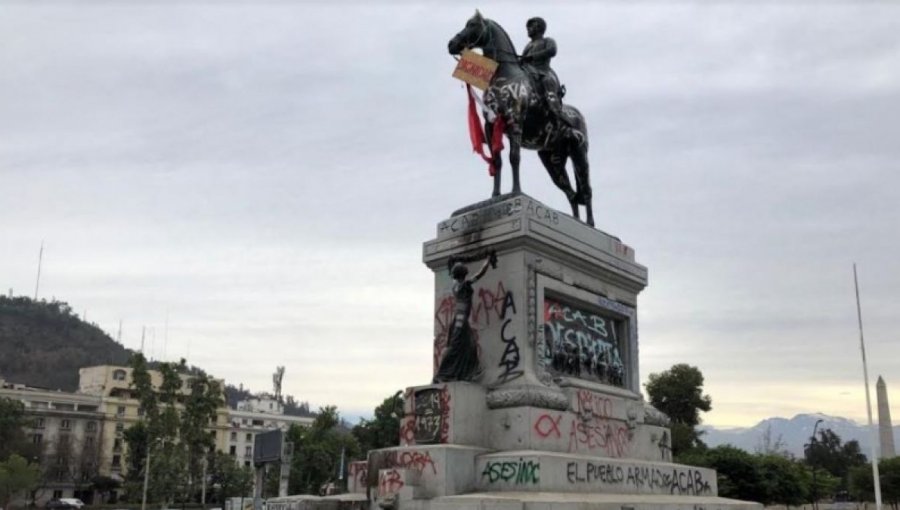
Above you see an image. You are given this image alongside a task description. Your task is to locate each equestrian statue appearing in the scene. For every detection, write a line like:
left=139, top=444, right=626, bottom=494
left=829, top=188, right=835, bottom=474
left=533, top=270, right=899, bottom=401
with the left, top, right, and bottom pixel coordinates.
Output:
left=449, top=11, right=594, bottom=227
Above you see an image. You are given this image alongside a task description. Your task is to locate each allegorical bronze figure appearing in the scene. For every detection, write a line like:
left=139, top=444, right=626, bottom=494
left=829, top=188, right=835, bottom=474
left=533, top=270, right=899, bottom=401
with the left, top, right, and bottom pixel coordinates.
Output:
left=448, top=12, right=594, bottom=226
left=433, top=249, right=498, bottom=383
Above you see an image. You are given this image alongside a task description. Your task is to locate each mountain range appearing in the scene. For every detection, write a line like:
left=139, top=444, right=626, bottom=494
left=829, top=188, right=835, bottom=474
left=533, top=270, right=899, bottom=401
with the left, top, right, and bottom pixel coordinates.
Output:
left=702, top=412, right=897, bottom=457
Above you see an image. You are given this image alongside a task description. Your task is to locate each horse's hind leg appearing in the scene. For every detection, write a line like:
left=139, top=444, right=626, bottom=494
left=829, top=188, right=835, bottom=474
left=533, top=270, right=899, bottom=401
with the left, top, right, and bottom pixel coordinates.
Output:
left=569, top=141, right=593, bottom=227
left=538, top=149, right=579, bottom=220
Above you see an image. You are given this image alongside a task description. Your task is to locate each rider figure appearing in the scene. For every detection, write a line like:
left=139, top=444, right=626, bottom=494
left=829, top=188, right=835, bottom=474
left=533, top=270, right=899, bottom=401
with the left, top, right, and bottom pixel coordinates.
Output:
left=520, top=17, right=575, bottom=129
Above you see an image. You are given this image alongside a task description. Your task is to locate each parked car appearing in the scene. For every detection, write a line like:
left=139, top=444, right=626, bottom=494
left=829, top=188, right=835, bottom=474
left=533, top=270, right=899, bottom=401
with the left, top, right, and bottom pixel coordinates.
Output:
left=46, top=499, right=84, bottom=510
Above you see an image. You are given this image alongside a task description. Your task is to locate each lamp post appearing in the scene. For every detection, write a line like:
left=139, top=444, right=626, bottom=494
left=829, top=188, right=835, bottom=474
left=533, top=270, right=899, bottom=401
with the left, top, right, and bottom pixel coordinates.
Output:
left=141, top=438, right=163, bottom=510
left=809, top=419, right=824, bottom=510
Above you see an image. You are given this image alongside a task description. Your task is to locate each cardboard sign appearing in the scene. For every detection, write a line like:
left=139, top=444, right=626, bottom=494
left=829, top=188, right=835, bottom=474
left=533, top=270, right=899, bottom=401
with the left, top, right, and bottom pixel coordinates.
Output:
left=452, top=49, right=498, bottom=90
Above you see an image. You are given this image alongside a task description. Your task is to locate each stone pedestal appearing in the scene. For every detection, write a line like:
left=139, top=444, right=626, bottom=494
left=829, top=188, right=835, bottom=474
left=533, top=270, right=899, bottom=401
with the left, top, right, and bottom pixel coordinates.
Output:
left=352, top=194, right=760, bottom=509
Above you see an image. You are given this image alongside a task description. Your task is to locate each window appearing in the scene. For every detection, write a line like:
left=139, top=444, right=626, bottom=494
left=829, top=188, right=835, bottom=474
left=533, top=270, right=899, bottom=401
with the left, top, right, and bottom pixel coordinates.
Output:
left=252, top=419, right=263, bottom=426
left=53, top=490, right=62, bottom=499
left=244, top=461, right=250, bottom=467
left=86, top=421, right=97, bottom=432
left=113, top=369, right=127, bottom=381
left=113, top=439, right=122, bottom=451
left=85, top=436, right=95, bottom=447
left=58, top=434, right=70, bottom=445
left=229, top=446, right=236, bottom=456
left=115, top=423, right=124, bottom=435
left=230, top=432, right=237, bottom=441
left=33, top=433, right=43, bottom=444
left=246, top=433, right=252, bottom=442
left=112, top=455, right=121, bottom=467
left=117, top=406, right=126, bottom=417
left=245, top=446, right=252, bottom=457
left=60, top=419, right=71, bottom=430
left=137, top=407, right=145, bottom=417
left=34, top=418, right=45, bottom=429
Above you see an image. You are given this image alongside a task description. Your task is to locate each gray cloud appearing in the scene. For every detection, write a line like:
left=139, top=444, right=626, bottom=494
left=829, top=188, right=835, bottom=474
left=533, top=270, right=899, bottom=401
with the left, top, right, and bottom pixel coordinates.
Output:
left=2, top=1, right=898, bottom=426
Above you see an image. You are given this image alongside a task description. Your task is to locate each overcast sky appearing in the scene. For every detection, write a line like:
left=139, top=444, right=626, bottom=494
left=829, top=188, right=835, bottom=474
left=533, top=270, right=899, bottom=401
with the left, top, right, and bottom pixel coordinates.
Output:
left=2, top=1, right=898, bottom=429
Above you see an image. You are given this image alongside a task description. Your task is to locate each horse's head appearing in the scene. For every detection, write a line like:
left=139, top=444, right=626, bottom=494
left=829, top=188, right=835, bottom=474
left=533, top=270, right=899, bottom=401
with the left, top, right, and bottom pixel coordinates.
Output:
left=448, top=10, right=489, bottom=55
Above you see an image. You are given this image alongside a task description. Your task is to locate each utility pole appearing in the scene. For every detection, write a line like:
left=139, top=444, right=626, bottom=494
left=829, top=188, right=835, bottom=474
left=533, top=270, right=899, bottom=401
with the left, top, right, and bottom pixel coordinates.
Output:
left=142, top=444, right=152, bottom=510
left=201, top=455, right=208, bottom=509
left=34, top=241, right=44, bottom=300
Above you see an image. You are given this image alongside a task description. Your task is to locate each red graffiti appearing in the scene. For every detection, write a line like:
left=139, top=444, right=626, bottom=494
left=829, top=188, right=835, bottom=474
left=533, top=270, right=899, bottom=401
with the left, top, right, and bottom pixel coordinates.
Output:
left=399, top=416, right=416, bottom=445
left=433, top=293, right=484, bottom=373
left=534, top=413, right=631, bottom=457
left=544, top=300, right=565, bottom=321
left=568, top=417, right=630, bottom=457
left=378, top=469, right=404, bottom=496
left=433, top=295, right=455, bottom=371
left=380, top=450, right=438, bottom=475
left=576, top=389, right=613, bottom=418
left=471, top=281, right=508, bottom=325
left=348, top=461, right=368, bottom=489
left=534, top=414, right=563, bottom=438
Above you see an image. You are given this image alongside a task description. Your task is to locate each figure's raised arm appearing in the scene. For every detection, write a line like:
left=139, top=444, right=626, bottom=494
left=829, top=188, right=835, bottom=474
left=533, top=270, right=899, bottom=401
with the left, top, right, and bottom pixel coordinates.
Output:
left=469, top=250, right=498, bottom=283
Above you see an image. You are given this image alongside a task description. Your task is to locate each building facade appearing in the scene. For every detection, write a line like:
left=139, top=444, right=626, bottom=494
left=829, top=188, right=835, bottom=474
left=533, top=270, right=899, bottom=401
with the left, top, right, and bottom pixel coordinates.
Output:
left=3, top=366, right=313, bottom=504
left=77, top=365, right=231, bottom=477
left=0, top=378, right=105, bottom=504
left=226, top=396, right=314, bottom=467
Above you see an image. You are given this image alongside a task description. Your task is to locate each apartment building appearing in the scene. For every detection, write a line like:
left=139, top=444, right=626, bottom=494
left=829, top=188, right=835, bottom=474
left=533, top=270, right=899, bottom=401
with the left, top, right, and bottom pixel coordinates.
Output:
left=0, top=378, right=105, bottom=504
left=2, top=366, right=313, bottom=503
left=77, top=365, right=231, bottom=476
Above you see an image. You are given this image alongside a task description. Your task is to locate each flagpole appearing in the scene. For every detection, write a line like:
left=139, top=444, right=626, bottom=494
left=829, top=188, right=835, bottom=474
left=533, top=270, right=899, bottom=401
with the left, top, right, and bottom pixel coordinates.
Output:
left=854, top=263, right=882, bottom=509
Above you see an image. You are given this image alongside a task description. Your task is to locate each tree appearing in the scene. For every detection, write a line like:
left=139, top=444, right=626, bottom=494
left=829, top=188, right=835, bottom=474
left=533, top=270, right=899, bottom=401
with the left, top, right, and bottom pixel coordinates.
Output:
left=208, top=452, right=253, bottom=503
left=0, top=454, right=41, bottom=509
left=352, top=391, right=403, bottom=456
left=757, top=454, right=809, bottom=506
left=0, top=398, right=32, bottom=461
left=851, top=458, right=900, bottom=508
left=287, top=407, right=361, bottom=495
left=804, top=428, right=867, bottom=493
left=123, top=353, right=223, bottom=506
left=697, top=446, right=764, bottom=502
left=645, top=364, right=712, bottom=457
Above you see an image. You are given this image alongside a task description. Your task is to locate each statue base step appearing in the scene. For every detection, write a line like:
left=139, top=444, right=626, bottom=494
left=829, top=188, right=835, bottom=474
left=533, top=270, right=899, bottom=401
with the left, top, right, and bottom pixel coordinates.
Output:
left=427, top=492, right=762, bottom=510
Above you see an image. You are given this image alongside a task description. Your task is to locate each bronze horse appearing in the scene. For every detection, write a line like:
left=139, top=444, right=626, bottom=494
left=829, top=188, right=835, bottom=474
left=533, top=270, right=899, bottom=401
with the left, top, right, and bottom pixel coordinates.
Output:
left=449, top=11, right=594, bottom=226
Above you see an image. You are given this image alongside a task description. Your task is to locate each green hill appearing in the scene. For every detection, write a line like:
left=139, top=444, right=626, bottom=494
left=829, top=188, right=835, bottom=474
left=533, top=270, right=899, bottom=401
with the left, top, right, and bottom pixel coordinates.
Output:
left=0, top=295, right=315, bottom=416
left=0, top=295, right=132, bottom=390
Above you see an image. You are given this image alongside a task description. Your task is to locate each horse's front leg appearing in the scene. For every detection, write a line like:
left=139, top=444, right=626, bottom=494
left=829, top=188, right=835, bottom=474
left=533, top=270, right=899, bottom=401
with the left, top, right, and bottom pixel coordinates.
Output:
left=506, top=120, right=522, bottom=195
left=509, top=140, right=521, bottom=195
left=485, top=120, right=502, bottom=197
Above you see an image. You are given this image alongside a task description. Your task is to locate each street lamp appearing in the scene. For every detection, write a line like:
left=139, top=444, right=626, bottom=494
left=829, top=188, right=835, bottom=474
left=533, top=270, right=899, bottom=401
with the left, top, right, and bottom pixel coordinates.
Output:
left=809, top=419, right=824, bottom=510
left=141, top=438, right=164, bottom=510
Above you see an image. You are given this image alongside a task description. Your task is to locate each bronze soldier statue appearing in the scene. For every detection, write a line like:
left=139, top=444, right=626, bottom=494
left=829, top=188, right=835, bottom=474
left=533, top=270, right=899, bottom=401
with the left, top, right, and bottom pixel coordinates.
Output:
left=520, top=17, right=574, bottom=129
